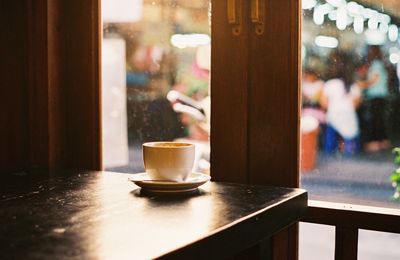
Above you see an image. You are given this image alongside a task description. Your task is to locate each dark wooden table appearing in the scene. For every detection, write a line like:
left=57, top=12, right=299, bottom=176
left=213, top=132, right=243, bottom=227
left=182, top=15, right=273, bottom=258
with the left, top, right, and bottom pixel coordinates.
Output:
left=0, top=171, right=307, bottom=259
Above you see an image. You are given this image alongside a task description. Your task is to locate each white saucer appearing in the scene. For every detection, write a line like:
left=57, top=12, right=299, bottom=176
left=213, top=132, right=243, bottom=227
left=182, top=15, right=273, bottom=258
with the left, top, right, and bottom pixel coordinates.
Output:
left=129, top=172, right=211, bottom=194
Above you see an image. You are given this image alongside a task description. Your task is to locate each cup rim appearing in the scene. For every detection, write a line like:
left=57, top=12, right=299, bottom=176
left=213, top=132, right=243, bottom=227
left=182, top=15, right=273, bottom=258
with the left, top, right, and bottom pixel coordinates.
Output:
left=143, top=141, right=194, bottom=148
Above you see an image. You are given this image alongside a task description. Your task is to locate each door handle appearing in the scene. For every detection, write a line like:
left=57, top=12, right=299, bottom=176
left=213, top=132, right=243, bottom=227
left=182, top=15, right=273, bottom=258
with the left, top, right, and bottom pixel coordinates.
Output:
left=251, top=0, right=265, bottom=35
left=227, top=0, right=241, bottom=35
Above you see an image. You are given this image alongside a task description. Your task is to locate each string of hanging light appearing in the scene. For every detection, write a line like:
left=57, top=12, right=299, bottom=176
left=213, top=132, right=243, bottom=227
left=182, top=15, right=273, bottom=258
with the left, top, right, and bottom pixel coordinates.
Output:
left=302, top=0, right=399, bottom=42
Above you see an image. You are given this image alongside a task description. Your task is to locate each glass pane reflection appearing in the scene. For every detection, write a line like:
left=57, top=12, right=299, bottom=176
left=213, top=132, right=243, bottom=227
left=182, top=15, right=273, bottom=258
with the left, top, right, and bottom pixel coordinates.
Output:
left=299, top=223, right=335, bottom=260
left=101, top=0, right=211, bottom=174
left=358, top=229, right=400, bottom=259
left=300, top=0, right=400, bottom=209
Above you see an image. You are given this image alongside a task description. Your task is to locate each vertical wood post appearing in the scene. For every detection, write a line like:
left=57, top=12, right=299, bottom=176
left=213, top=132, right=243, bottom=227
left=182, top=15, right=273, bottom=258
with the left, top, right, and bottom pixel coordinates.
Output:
left=0, top=1, right=29, bottom=172
left=248, top=0, right=301, bottom=259
left=335, top=227, right=359, bottom=260
left=211, top=0, right=249, bottom=183
left=212, top=0, right=301, bottom=259
left=1, top=0, right=102, bottom=172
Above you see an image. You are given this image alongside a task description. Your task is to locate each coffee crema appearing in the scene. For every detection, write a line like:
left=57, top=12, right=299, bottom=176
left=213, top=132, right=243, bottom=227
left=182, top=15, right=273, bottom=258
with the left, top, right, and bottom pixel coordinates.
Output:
left=144, top=142, right=192, bottom=148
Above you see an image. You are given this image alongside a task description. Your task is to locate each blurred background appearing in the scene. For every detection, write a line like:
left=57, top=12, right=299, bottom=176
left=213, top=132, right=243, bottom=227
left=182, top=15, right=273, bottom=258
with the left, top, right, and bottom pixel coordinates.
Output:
left=102, top=0, right=211, bottom=173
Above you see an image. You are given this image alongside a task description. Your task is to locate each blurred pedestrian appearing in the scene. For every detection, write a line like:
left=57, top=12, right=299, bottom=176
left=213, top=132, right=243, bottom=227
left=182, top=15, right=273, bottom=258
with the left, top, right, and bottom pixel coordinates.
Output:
left=359, top=46, right=390, bottom=152
left=320, top=52, right=362, bottom=156
left=353, top=59, right=370, bottom=149
left=302, top=68, right=325, bottom=123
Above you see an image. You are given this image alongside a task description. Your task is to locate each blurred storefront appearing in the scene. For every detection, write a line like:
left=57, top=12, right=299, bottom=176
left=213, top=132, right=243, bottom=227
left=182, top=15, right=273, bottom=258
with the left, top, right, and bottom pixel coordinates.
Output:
left=102, top=0, right=210, bottom=169
left=301, top=0, right=400, bottom=170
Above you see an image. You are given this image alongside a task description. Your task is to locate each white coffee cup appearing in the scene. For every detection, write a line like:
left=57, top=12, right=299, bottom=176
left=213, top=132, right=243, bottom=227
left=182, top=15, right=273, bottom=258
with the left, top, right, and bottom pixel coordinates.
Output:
left=143, top=142, right=195, bottom=182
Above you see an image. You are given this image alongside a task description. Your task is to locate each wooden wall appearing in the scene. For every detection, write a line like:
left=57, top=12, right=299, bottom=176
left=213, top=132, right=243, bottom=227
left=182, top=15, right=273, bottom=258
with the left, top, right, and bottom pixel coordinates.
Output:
left=211, top=0, right=300, bottom=187
left=0, top=1, right=29, bottom=172
left=211, top=1, right=301, bottom=259
left=0, top=0, right=101, bottom=173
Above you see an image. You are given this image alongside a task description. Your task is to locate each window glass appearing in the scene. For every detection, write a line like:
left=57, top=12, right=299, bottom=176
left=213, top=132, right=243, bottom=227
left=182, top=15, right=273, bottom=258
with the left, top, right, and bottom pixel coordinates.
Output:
left=101, top=0, right=211, bottom=174
left=299, top=223, right=335, bottom=260
left=358, top=229, right=400, bottom=259
left=300, top=0, right=400, bottom=209
left=300, top=2, right=400, bottom=258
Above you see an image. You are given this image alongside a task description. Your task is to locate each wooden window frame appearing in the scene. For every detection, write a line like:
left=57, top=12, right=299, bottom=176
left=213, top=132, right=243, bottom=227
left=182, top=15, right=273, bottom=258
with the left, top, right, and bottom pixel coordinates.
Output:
left=212, top=1, right=301, bottom=258
left=2, top=0, right=399, bottom=259
left=0, top=0, right=102, bottom=172
left=212, top=1, right=400, bottom=259
left=304, top=200, right=400, bottom=259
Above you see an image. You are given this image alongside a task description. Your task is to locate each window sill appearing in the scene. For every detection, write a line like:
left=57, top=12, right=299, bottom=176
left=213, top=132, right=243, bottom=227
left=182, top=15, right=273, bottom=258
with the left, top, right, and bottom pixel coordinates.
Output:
left=302, top=200, right=400, bottom=233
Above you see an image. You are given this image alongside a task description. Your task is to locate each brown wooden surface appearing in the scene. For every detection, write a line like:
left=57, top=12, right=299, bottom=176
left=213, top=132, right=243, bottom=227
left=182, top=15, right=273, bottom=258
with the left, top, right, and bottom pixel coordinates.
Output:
left=247, top=0, right=300, bottom=188
left=303, top=200, right=400, bottom=233
left=59, top=0, right=102, bottom=170
left=30, top=0, right=101, bottom=169
left=335, top=227, right=358, bottom=260
left=211, top=0, right=249, bottom=183
left=46, top=0, right=66, bottom=169
left=272, top=229, right=289, bottom=260
left=27, top=0, right=48, bottom=169
left=212, top=0, right=301, bottom=259
left=1, top=0, right=101, bottom=172
left=0, top=1, right=29, bottom=173
left=269, top=224, right=299, bottom=260
left=29, top=0, right=102, bottom=170
left=211, top=0, right=301, bottom=185
left=288, top=224, right=299, bottom=260
left=0, top=171, right=307, bottom=259
left=247, top=1, right=301, bottom=259
left=237, top=237, right=273, bottom=260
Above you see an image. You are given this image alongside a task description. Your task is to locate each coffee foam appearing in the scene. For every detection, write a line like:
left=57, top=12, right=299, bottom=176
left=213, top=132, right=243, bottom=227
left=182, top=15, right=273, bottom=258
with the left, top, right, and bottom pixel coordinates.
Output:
left=145, top=142, right=192, bottom=148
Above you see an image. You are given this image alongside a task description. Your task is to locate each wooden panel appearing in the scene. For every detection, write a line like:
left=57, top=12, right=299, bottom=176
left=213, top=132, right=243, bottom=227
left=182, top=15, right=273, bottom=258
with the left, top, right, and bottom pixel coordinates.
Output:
left=58, top=0, right=102, bottom=170
left=287, top=224, right=299, bottom=260
left=247, top=0, right=300, bottom=188
left=236, top=237, right=272, bottom=260
left=272, top=228, right=289, bottom=260
left=1, top=0, right=102, bottom=172
left=27, top=0, right=51, bottom=170
left=0, top=1, right=29, bottom=173
left=26, top=0, right=101, bottom=171
left=335, top=227, right=358, bottom=260
left=246, top=0, right=301, bottom=259
left=47, top=0, right=67, bottom=169
left=303, top=200, right=400, bottom=233
left=211, top=0, right=249, bottom=183
left=271, top=224, right=299, bottom=260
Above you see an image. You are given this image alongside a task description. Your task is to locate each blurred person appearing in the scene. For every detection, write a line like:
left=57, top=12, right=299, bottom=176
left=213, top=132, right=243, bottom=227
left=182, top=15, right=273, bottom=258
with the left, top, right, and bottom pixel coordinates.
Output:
left=320, top=53, right=362, bottom=156
left=397, top=61, right=400, bottom=92
left=302, top=68, right=323, bottom=106
left=168, top=44, right=211, bottom=142
left=302, top=68, right=325, bottom=123
left=358, top=46, right=390, bottom=152
left=353, top=59, right=370, bottom=148
left=385, top=62, right=400, bottom=140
